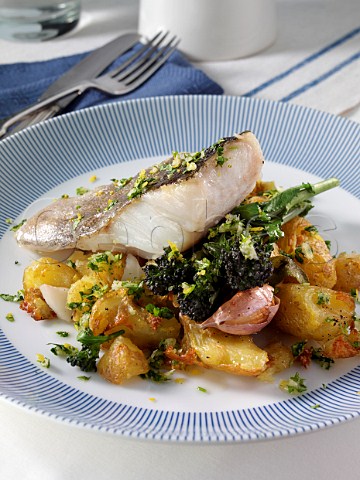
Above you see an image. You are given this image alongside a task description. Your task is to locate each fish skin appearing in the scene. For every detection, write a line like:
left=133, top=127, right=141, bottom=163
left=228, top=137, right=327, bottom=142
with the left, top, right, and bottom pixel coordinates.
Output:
left=16, top=180, right=133, bottom=253
left=16, top=131, right=264, bottom=258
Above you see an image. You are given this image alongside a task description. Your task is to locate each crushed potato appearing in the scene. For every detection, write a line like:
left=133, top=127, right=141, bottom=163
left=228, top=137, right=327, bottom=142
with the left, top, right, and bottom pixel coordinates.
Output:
left=15, top=191, right=359, bottom=388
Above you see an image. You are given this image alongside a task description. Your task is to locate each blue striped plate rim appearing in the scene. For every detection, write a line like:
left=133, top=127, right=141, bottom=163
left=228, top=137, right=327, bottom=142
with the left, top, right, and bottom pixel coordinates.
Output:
left=0, top=95, right=359, bottom=442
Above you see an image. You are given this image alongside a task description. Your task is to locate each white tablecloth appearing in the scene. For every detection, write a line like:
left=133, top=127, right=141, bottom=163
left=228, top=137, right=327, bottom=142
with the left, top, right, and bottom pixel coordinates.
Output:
left=1, top=1, right=359, bottom=479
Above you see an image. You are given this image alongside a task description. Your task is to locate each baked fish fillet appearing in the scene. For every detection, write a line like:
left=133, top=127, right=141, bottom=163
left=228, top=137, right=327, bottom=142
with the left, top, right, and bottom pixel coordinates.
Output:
left=16, top=131, right=264, bottom=259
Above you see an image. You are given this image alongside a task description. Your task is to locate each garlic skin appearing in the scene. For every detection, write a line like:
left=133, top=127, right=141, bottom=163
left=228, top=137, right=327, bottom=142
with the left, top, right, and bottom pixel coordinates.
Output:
left=200, top=284, right=280, bottom=335
left=39, top=285, right=72, bottom=322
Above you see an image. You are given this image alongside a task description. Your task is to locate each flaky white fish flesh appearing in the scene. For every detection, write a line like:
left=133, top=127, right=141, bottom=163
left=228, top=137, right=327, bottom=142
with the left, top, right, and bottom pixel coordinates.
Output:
left=16, top=131, right=264, bottom=259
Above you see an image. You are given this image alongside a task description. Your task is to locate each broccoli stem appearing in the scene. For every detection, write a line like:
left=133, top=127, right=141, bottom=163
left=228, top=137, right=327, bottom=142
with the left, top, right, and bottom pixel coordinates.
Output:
left=64, top=328, right=125, bottom=373
left=279, top=177, right=340, bottom=224
left=234, top=177, right=339, bottom=224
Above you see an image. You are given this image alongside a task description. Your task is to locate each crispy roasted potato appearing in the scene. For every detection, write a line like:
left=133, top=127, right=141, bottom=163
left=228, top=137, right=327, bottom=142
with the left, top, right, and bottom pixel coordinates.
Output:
left=21, top=257, right=79, bottom=320
left=66, top=250, right=91, bottom=277
left=181, top=316, right=268, bottom=376
left=89, top=289, right=123, bottom=335
left=274, top=284, right=355, bottom=341
left=67, top=250, right=126, bottom=286
left=20, top=288, right=56, bottom=320
left=257, top=342, right=293, bottom=382
left=67, top=275, right=107, bottom=319
left=97, top=336, right=149, bottom=384
left=277, top=216, right=337, bottom=288
left=334, top=252, right=360, bottom=293
left=90, top=288, right=181, bottom=349
left=320, top=332, right=360, bottom=359
left=23, top=257, right=79, bottom=290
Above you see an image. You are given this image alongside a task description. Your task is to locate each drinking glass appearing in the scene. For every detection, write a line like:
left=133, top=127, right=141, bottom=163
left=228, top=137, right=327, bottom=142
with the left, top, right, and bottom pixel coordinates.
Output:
left=0, top=0, right=81, bottom=41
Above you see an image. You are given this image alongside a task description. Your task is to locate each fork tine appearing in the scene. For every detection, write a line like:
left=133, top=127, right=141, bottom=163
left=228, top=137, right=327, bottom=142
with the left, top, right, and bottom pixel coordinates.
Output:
left=105, top=31, right=166, bottom=80
left=121, top=36, right=180, bottom=89
left=112, top=31, right=170, bottom=82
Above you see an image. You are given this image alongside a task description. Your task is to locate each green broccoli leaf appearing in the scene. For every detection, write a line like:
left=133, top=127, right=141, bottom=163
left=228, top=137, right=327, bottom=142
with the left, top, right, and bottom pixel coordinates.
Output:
left=51, top=328, right=125, bottom=373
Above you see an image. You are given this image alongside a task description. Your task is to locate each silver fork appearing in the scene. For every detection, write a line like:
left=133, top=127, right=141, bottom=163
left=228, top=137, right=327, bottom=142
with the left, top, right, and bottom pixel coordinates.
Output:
left=0, top=31, right=179, bottom=139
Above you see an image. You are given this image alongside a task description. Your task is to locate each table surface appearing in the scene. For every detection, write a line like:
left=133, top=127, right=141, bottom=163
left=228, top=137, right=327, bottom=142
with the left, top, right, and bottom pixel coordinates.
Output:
left=1, top=1, right=359, bottom=479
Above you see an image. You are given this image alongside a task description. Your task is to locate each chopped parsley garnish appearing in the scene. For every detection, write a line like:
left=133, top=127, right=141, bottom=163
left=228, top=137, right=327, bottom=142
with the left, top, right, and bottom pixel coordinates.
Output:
left=317, top=292, right=330, bottom=305
left=324, top=316, right=350, bottom=335
left=304, top=225, right=318, bottom=233
left=87, top=251, right=122, bottom=272
left=294, top=246, right=305, bottom=263
left=311, top=348, right=334, bottom=370
left=127, top=170, right=156, bottom=199
left=145, top=304, right=174, bottom=319
left=291, top=340, right=307, bottom=357
left=77, top=375, right=91, bottom=381
left=353, top=314, right=360, bottom=332
left=324, top=317, right=338, bottom=326
left=56, top=331, right=69, bottom=338
left=49, top=343, right=78, bottom=357
left=72, top=212, right=83, bottom=229
left=104, top=199, right=118, bottom=211
left=10, top=219, right=26, bottom=232
left=279, top=372, right=307, bottom=394
left=214, top=142, right=228, bottom=167
left=76, top=186, right=89, bottom=196
left=113, top=280, right=144, bottom=299
left=171, top=150, right=205, bottom=174
left=140, top=339, right=176, bottom=383
left=111, top=177, right=133, bottom=189
left=350, top=289, right=359, bottom=303
left=0, top=290, right=24, bottom=302
left=197, top=386, right=208, bottom=393
left=292, top=341, right=334, bottom=370
left=67, top=284, right=108, bottom=311
left=36, top=354, right=50, bottom=368
left=5, top=313, right=15, bottom=322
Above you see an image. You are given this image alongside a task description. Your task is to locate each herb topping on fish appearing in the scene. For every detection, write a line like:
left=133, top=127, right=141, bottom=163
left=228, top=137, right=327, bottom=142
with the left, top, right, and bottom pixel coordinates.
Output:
left=16, top=131, right=264, bottom=258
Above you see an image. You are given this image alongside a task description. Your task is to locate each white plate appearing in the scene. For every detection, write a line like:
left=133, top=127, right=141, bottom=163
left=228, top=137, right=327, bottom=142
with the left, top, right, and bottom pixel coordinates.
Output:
left=0, top=95, right=359, bottom=442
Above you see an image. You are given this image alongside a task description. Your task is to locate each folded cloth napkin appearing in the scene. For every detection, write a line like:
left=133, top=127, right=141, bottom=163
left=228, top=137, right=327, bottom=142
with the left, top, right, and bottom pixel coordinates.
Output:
left=195, top=0, right=360, bottom=118
left=0, top=46, right=223, bottom=121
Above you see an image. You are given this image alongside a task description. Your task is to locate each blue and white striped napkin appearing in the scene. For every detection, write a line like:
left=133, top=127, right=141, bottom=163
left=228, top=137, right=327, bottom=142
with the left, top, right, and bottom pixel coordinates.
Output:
left=0, top=48, right=223, bottom=121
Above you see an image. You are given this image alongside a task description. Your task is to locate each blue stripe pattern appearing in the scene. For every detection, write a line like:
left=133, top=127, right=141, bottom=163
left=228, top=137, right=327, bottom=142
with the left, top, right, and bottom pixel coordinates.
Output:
left=0, top=95, right=359, bottom=442
left=244, top=26, right=360, bottom=99
left=281, top=51, right=360, bottom=102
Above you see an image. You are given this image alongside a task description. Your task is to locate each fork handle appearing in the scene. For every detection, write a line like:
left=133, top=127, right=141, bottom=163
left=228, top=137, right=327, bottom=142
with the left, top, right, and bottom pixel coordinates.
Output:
left=0, top=85, right=85, bottom=139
